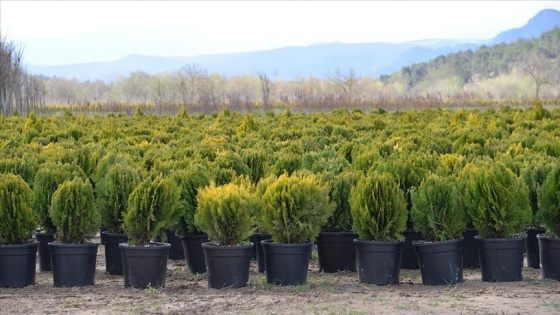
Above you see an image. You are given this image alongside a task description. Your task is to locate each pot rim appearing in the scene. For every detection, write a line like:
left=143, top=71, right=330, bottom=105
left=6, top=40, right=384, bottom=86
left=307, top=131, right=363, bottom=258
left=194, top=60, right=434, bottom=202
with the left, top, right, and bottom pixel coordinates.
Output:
left=119, top=242, right=171, bottom=248
left=201, top=242, right=253, bottom=248
left=353, top=238, right=404, bottom=245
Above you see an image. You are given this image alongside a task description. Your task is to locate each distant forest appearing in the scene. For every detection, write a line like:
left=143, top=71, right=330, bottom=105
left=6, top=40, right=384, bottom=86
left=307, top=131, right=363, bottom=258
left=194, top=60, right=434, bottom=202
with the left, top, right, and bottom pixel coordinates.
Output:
left=1, top=28, right=559, bottom=116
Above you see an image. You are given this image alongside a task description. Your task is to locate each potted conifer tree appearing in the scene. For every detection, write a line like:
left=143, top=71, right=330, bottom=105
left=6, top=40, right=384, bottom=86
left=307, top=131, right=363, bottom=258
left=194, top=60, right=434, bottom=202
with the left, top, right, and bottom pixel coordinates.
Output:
left=316, top=171, right=359, bottom=273
left=536, top=163, right=560, bottom=280
left=520, top=157, right=552, bottom=269
left=459, top=159, right=532, bottom=282
left=48, top=177, right=101, bottom=287
left=0, top=173, right=38, bottom=288
left=120, top=175, right=180, bottom=288
left=350, top=172, right=408, bottom=285
left=171, top=165, right=211, bottom=274
left=33, top=162, right=87, bottom=271
left=411, top=174, right=466, bottom=285
left=97, top=163, right=141, bottom=275
left=260, top=173, right=334, bottom=285
left=194, top=182, right=257, bottom=288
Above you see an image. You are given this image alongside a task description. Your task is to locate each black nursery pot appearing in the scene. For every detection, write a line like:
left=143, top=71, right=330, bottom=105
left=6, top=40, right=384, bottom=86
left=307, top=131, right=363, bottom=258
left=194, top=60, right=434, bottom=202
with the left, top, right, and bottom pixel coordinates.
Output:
left=262, top=241, right=312, bottom=286
left=120, top=242, right=171, bottom=289
left=180, top=234, right=208, bottom=274
left=526, top=226, right=546, bottom=269
left=252, top=233, right=272, bottom=273
left=202, top=242, right=253, bottom=289
left=164, top=229, right=185, bottom=260
left=414, top=238, right=464, bottom=285
left=475, top=236, right=526, bottom=282
left=462, top=228, right=480, bottom=269
left=401, top=229, right=422, bottom=269
left=35, top=232, right=55, bottom=271
left=0, top=242, right=38, bottom=288
left=101, top=231, right=128, bottom=275
left=354, top=239, right=403, bottom=285
left=49, top=242, right=99, bottom=287
left=317, top=232, right=358, bottom=273
left=537, top=234, right=560, bottom=280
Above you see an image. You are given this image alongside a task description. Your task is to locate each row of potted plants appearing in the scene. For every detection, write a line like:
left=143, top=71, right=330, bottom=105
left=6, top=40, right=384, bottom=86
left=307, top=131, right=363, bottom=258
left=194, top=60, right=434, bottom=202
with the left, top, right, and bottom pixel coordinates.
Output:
left=1, top=155, right=559, bottom=288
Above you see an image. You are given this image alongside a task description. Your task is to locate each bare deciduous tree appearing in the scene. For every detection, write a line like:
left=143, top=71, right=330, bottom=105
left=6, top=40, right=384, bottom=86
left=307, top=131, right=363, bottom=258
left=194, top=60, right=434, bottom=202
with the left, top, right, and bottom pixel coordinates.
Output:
left=328, top=67, right=362, bottom=103
left=177, top=63, right=207, bottom=111
left=1, top=34, right=23, bottom=116
left=258, top=71, right=274, bottom=112
left=523, top=53, right=554, bottom=99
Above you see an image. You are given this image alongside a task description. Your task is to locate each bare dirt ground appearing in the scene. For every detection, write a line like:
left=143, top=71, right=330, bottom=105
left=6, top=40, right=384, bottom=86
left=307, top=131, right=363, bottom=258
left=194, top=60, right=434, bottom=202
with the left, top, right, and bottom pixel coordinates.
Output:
left=1, top=236, right=560, bottom=315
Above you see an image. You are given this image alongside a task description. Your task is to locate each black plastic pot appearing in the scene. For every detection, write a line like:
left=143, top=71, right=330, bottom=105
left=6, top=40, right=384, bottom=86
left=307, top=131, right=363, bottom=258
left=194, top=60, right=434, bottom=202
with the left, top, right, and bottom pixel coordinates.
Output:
left=401, top=229, right=422, bottom=269
left=537, top=234, right=560, bottom=280
left=475, top=236, right=526, bottom=282
left=0, top=242, right=38, bottom=288
left=49, top=242, right=99, bottom=287
left=462, top=228, right=480, bottom=269
left=120, top=242, right=171, bottom=288
left=252, top=233, right=272, bottom=273
left=317, top=232, right=358, bottom=273
left=414, top=238, right=464, bottom=285
left=35, top=232, right=54, bottom=271
left=354, top=239, right=403, bottom=285
left=164, top=229, right=185, bottom=260
left=526, top=226, right=546, bottom=269
left=180, top=234, right=208, bottom=274
left=100, top=231, right=128, bottom=275
left=262, top=241, right=312, bottom=286
left=202, top=242, right=253, bottom=289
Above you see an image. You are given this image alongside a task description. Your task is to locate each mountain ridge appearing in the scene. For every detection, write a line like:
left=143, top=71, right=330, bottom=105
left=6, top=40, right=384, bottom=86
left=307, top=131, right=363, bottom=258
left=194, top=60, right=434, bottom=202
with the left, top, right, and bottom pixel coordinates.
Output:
left=26, top=9, right=560, bottom=82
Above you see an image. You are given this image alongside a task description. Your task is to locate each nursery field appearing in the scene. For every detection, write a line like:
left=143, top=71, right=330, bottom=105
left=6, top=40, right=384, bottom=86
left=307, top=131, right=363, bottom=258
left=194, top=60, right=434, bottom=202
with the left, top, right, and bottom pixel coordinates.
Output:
left=1, top=238, right=560, bottom=315
left=1, top=105, right=560, bottom=314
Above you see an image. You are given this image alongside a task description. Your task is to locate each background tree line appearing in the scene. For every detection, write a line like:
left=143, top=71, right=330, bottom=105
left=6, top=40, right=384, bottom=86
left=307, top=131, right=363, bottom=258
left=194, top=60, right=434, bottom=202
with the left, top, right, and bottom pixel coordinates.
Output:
left=1, top=34, right=46, bottom=116
left=1, top=28, right=559, bottom=117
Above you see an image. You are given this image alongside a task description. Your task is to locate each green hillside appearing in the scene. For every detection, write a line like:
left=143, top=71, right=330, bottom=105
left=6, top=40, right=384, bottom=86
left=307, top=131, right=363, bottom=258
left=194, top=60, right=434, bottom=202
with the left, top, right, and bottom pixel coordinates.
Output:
left=387, top=28, right=560, bottom=98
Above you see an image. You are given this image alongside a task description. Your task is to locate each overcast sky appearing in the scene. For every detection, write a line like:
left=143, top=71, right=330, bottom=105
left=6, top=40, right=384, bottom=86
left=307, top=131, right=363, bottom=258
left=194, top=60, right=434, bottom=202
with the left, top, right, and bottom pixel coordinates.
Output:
left=2, top=1, right=559, bottom=65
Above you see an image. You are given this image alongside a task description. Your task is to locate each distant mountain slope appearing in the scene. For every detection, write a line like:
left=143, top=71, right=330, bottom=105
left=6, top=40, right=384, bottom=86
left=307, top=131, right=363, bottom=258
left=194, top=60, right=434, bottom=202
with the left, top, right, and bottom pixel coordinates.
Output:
left=25, top=9, right=560, bottom=82
left=388, top=27, right=560, bottom=88
left=492, top=9, right=560, bottom=44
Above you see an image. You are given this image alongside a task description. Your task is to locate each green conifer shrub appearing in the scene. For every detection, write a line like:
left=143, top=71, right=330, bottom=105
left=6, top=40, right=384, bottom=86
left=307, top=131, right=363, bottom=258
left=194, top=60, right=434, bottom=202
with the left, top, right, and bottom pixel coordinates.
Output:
left=33, top=163, right=87, bottom=233
left=320, top=171, right=359, bottom=232
left=350, top=172, right=408, bottom=241
left=170, top=165, right=211, bottom=236
left=97, top=164, right=142, bottom=234
left=260, top=173, right=334, bottom=243
left=194, top=182, right=257, bottom=246
left=123, top=176, right=180, bottom=245
left=50, top=177, right=100, bottom=244
left=411, top=174, right=466, bottom=241
left=459, top=159, right=532, bottom=238
left=537, top=164, right=560, bottom=237
left=0, top=173, right=36, bottom=244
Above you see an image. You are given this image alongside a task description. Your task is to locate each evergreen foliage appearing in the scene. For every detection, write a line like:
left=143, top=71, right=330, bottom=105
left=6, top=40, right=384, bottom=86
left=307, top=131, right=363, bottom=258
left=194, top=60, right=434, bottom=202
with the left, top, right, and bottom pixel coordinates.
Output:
left=320, top=171, right=358, bottom=232
left=170, top=165, right=211, bottom=236
left=123, top=176, right=180, bottom=245
left=0, top=173, right=36, bottom=244
left=459, top=159, right=532, bottom=238
left=33, top=162, right=87, bottom=233
left=97, top=163, right=142, bottom=234
left=50, top=177, right=99, bottom=244
left=194, top=182, right=257, bottom=245
left=537, top=164, right=560, bottom=237
left=350, top=172, right=408, bottom=241
left=260, top=173, right=334, bottom=243
left=411, top=174, right=466, bottom=241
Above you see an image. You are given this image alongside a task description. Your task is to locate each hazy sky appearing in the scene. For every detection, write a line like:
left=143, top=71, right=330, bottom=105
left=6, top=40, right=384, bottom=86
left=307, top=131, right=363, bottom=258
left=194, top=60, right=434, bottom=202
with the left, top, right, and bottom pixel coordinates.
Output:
left=2, top=1, right=560, bottom=65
